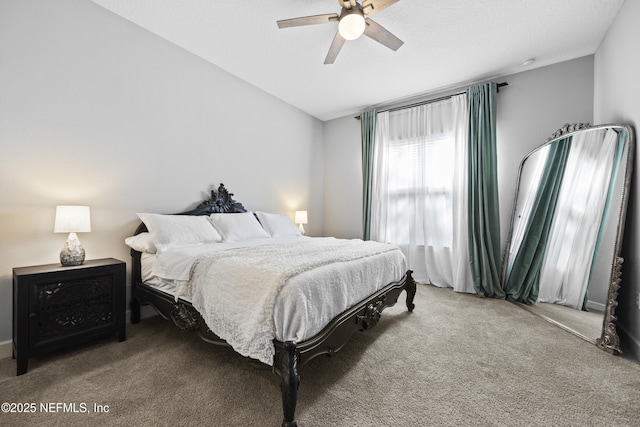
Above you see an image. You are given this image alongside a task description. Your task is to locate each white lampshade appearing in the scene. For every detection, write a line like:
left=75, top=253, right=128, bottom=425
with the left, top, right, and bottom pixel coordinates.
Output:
left=54, top=205, right=91, bottom=233
left=54, top=205, right=91, bottom=266
left=338, top=12, right=366, bottom=40
left=294, top=210, right=308, bottom=225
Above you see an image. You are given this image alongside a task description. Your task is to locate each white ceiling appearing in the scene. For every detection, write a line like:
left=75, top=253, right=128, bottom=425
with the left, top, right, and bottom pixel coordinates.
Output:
left=90, top=0, right=624, bottom=121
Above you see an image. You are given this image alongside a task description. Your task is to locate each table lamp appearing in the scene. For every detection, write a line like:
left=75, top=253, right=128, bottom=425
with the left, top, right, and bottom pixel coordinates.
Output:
left=295, top=210, right=308, bottom=235
left=54, top=205, right=91, bottom=266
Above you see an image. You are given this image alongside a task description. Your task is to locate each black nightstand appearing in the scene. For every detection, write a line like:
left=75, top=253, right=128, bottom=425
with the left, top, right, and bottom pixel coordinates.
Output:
left=12, top=258, right=126, bottom=375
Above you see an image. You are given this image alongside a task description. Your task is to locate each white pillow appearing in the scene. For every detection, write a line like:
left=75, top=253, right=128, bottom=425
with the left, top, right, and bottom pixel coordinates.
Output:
left=208, top=212, right=270, bottom=242
left=137, top=213, right=222, bottom=253
left=124, top=232, right=157, bottom=254
left=255, top=211, right=301, bottom=238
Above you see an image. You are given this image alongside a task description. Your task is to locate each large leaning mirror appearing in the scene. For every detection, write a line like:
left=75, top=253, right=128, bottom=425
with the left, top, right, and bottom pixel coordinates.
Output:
left=501, top=123, right=634, bottom=354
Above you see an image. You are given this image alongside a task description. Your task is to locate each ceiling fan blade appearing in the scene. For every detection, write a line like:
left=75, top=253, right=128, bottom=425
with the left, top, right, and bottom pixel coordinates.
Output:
left=324, top=31, right=346, bottom=64
left=362, top=0, right=400, bottom=16
left=277, top=13, right=338, bottom=29
left=363, top=18, right=403, bottom=51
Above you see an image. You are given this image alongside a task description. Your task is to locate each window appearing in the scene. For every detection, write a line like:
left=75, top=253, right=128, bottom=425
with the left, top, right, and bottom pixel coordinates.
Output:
left=384, top=131, right=455, bottom=246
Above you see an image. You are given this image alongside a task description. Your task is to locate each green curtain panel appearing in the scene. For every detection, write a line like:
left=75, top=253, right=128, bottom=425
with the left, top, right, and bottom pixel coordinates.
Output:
left=361, top=109, right=377, bottom=240
left=504, top=140, right=571, bottom=304
left=467, top=83, right=504, bottom=297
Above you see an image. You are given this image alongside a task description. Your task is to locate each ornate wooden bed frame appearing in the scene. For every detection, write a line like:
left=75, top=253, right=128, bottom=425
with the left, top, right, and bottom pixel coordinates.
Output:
left=129, top=184, right=417, bottom=426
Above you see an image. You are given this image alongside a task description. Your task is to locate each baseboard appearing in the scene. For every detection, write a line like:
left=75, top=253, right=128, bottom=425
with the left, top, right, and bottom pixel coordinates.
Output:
left=0, top=340, right=12, bottom=360
left=586, top=300, right=606, bottom=312
left=618, top=323, right=640, bottom=364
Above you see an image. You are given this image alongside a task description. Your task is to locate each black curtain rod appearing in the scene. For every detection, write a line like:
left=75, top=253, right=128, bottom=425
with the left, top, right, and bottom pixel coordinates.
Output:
left=355, top=82, right=508, bottom=120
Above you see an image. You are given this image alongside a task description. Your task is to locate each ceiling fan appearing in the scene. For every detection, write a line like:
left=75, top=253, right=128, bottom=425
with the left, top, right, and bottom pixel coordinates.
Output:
left=277, top=0, right=403, bottom=64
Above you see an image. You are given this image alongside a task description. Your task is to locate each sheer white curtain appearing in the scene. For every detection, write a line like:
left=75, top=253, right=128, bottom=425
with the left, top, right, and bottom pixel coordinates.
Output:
left=370, top=95, right=473, bottom=292
left=538, top=129, right=619, bottom=308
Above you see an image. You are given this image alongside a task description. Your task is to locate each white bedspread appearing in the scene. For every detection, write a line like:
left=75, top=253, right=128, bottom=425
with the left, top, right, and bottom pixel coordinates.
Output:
left=149, top=237, right=406, bottom=365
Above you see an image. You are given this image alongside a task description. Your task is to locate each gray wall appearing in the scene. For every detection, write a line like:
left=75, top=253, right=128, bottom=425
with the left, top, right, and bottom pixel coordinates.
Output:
left=0, top=0, right=324, bottom=348
left=323, top=115, right=364, bottom=239
left=594, top=0, right=640, bottom=360
left=323, top=56, right=595, bottom=254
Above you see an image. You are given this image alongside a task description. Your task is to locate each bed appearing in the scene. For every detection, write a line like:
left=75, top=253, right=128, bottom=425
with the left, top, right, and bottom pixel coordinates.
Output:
left=127, top=184, right=416, bottom=426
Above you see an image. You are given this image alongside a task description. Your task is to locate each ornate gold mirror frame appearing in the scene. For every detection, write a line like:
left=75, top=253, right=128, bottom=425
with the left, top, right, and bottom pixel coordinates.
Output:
left=501, top=123, right=634, bottom=354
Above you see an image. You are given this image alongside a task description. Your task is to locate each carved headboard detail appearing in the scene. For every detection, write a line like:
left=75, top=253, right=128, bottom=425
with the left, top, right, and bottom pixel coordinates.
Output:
left=193, top=183, right=247, bottom=215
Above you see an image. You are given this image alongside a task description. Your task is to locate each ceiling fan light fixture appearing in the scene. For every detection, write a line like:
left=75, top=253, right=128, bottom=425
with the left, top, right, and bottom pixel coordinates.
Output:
left=277, top=0, right=403, bottom=64
left=338, top=12, right=366, bottom=40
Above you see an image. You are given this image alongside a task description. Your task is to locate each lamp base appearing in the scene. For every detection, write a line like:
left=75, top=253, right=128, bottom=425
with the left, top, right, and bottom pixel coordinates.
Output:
left=298, top=224, right=305, bottom=235
left=60, top=232, right=86, bottom=266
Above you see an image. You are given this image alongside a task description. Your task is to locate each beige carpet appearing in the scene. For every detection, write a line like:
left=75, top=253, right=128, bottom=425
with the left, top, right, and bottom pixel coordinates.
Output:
left=1, top=284, right=639, bottom=426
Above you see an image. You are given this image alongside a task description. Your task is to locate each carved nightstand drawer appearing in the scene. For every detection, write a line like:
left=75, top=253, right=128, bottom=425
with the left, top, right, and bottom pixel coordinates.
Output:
left=13, top=258, right=126, bottom=375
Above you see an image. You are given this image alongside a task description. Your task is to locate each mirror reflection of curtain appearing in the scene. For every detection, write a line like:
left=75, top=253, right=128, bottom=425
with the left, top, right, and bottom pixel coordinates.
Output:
left=506, top=145, right=551, bottom=277
left=504, top=140, right=571, bottom=304
left=537, top=129, right=620, bottom=309
left=589, top=131, right=626, bottom=287
left=370, top=94, right=474, bottom=292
